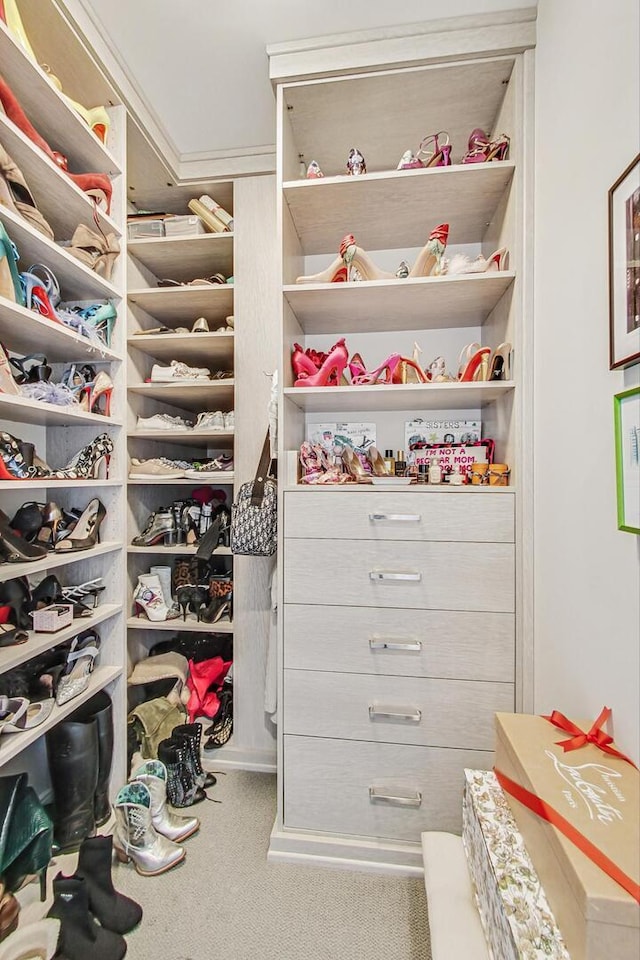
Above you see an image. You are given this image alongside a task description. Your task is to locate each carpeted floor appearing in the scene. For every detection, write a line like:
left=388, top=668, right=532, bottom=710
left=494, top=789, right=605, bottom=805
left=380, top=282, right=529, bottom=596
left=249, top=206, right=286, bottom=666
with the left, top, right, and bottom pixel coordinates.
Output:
left=116, top=771, right=432, bottom=960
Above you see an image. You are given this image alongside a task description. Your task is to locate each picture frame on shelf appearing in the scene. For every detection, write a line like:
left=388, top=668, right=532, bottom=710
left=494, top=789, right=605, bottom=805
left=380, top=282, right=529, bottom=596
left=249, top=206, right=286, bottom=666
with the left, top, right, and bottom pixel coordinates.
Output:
left=608, top=153, right=640, bottom=369
left=613, top=386, right=640, bottom=534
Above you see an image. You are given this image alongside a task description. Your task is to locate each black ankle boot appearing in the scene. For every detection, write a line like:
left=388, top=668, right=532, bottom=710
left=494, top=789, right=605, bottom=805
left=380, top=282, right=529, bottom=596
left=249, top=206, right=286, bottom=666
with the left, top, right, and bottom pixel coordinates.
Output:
left=171, top=723, right=216, bottom=788
left=68, top=692, right=114, bottom=825
left=75, top=835, right=142, bottom=934
left=47, top=874, right=127, bottom=960
left=46, top=717, right=99, bottom=852
left=157, top=737, right=205, bottom=807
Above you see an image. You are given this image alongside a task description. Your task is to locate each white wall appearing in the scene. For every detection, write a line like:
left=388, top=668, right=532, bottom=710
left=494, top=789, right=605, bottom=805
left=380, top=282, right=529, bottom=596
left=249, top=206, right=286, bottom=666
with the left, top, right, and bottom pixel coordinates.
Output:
left=534, top=0, right=640, bottom=761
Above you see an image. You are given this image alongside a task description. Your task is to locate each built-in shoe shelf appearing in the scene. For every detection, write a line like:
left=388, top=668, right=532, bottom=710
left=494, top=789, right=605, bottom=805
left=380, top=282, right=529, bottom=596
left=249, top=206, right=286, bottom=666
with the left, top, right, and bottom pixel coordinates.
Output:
left=128, top=475, right=235, bottom=486
left=0, top=541, right=122, bottom=584
left=128, top=331, right=234, bottom=365
left=127, top=545, right=232, bottom=556
left=283, top=381, right=515, bottom=413
left=128, top=380, right=235, bottom=410
left=128, top=285, right=234, bottom=324
left=127, top=429, right=234, bottom=447
left=0, top=392, right=122, bottom=427
left=127, top=616, right=233, bottom=633
left=128, top=234, right=234, bottom=279
left=0, top=296, right=121, bottom=364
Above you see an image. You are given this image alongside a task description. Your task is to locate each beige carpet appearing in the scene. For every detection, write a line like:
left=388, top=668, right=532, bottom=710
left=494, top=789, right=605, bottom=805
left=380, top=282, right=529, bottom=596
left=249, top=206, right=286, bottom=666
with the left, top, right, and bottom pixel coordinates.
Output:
left=116, top=771, right=432, bottom=960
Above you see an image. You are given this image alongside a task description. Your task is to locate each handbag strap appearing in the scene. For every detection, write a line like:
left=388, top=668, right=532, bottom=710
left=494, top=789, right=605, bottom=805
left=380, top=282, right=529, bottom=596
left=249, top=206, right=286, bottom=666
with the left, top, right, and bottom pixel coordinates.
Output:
left=250, top=431, right=273, bottom=507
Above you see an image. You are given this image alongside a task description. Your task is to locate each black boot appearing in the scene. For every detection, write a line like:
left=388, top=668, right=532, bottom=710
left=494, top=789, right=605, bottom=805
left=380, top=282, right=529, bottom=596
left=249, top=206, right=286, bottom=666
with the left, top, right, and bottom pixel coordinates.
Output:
left=47, top=874, right=127, bottom=960
left=157, top=738, right=205, bottom=807
left=46, top=716, right=98, bottom=852
left=171, top=723, right=216, bottom=788
left=68, top=691, right=114, bottom=825
left=76, top=835, right=142, bottom=934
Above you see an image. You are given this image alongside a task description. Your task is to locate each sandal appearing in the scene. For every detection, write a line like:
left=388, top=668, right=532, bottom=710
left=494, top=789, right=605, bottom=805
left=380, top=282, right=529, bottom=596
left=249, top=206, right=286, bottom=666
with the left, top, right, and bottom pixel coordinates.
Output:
left=0, top=695, right=54, bottom=733
left=55, top=630, right=101, bottom=706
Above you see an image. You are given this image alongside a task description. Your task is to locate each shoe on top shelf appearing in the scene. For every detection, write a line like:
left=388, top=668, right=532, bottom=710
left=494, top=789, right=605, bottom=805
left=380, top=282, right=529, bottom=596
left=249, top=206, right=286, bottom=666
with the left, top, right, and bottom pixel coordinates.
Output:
left=193, top=411, right=225, bottom=432
left=184, top=455, right=234, bottom=480
left=129, top=458, right=190, bottom=479
left=224, top=411, right=234, bottom=430
left=136, top=413, right=193, bottom=431
left=150, top=360, right=211, bottom=382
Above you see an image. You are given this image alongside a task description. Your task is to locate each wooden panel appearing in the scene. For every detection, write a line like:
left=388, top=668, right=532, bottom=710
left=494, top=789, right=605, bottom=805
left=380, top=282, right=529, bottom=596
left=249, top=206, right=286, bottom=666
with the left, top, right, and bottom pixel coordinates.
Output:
left=284, top=735, right=493, bottom=839
left=128, top=234, right=233, bottom=281
left=127, top=380, right=234, bottom=411
left=284, top=162, right=515, bottom=255
left=284, top=670, right=513, bottom=748
left=128, top=332, right=234, bottom=365
left=284, top=273, right=515, bottom=334
left=0, top=297, right=119, bottom=363
left=284, top=539, right=514, bottom=612
left=283, top=381, right=514, bottom=413
left=127, top=286, right=233, bottom=323
left=283, top=604, right=514, bottom=681
left=284, top=490, right=514, bottom=542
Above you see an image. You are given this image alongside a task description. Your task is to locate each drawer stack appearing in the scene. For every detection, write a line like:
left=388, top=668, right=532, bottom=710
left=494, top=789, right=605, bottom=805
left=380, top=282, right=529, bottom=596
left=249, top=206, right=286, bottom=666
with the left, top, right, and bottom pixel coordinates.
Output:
left=282, top=489, right=516, bottom=842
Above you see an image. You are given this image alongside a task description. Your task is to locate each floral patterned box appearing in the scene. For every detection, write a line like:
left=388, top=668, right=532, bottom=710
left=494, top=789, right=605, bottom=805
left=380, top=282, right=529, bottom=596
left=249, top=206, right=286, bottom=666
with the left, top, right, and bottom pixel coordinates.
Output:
left=462, top=769, right=571, bottom=960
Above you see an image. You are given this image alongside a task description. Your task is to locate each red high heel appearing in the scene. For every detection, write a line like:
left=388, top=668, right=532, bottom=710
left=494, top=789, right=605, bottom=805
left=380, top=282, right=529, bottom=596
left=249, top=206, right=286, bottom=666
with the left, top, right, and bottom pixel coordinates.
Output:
left=293, top=339, right=348, bottom=387
left=352, top=353, right=403, bottom=385
left=291, top=343, right=319, bottom=380
left=81, top=371, right=113, bottom=416
left=348, top=352, right=366, bottom=381
left=462, top=129, right=510, bottom=163
left=459, top=346, right=491, bottom=381
left=391, top=357, right=429, bottom=384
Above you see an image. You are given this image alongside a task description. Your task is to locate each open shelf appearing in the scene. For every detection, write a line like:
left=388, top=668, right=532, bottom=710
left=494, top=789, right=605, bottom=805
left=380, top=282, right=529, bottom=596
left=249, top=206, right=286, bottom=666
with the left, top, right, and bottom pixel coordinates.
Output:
left=128, top=380, right=235, bottom=411
left=128, top=475, right=235, bottom=485
left=0, top=604, right=122, bottom=675
left=128, top=233, right=234, bottom=280
left=0, top=392, right=121, bottom=427
left=283, top=381, right=515, bottom=413
left=285, top=273, right=515, bottom=334
left=127, top=616, right=233, bottom=633
left=0, top=542, right=122, bottom=584
left=0, top=665, right=122, bottom=766
left=0, top=296, right=120, bottom=364
left=128, top=332, right=234, bottom=365
left=282, top=482, right=516, bottom=494
left=128, top=285, right=233, bottom=323
left=0, top=19, right=121, bottom=176
left=0, top=205, right=120, bottom=302
left=128, top=429, right=234, bottom=447
left=0, top=479, right=121, bottom=492
left=128, top=545, right=232, bottom=556
left=283, top=162, right=515, bottom=254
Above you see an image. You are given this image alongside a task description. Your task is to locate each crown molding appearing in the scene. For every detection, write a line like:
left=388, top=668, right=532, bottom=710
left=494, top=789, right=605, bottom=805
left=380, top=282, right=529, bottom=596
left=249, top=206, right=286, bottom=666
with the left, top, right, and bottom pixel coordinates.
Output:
left=178, top=145, right=276, bottom=180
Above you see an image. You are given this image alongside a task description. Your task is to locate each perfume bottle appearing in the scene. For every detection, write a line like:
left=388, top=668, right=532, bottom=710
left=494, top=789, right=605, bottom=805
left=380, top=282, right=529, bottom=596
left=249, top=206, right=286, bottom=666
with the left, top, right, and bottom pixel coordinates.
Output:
left=394, top=450, right=407, bottom=478
left=383, top=449, right=395, bottom=473
left=417, top=464, right=428, bottom=484
left=428, top=457, right=442, bottom=485
left=449, top=464, right=465, bottom=485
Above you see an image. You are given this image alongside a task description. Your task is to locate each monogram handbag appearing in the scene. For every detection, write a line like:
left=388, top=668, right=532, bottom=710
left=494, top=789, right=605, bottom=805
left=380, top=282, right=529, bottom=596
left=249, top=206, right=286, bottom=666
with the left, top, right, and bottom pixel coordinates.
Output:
left=231, top=432, right=276, bottom=556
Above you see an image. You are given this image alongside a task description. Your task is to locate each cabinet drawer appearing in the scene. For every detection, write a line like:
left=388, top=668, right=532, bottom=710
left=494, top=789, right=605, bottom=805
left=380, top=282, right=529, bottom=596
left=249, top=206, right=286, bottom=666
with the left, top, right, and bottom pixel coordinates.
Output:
left=284, top=490, right=514, bottom=543
left=284, top=735, right=492, bottom=840
left=284, top=670, right=513, bottom=749
left=284, top=604, right=514, bottom=681
left=284, top=539, right=514, bottom=612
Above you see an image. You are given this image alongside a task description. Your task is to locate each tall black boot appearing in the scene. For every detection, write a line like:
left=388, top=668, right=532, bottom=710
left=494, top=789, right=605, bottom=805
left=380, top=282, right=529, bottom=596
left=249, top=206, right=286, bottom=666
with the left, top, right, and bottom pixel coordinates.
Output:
left=46, top=717, right=98, bottom=852
left=47, top=874, right=126, bottom=960
left=68, top=691, right=113, bottom=825
left=76, top=835, right=142, bottom=934
left=171, top=723, right=216, bottom=788
left=157, top=738, right=205, bottom=807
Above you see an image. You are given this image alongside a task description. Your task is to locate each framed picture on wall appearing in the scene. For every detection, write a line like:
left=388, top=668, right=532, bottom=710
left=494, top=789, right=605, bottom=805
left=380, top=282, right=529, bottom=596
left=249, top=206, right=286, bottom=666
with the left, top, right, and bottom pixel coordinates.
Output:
left=614, top=386, right=640, bottom=534
left=609, top=154, right=640, bottom=369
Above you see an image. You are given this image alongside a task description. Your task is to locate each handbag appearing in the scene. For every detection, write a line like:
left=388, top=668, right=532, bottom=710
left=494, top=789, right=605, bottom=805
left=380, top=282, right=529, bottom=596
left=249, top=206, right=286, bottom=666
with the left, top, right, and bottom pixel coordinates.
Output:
left=231, top=432, right=277, bottom=556
left=0, top=774, right=53, bottom=898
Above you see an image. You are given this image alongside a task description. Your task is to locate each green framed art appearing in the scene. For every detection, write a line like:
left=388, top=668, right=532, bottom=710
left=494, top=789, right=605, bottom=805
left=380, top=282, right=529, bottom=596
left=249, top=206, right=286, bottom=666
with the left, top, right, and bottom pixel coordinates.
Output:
left=614, top=386, right=640, bottom=533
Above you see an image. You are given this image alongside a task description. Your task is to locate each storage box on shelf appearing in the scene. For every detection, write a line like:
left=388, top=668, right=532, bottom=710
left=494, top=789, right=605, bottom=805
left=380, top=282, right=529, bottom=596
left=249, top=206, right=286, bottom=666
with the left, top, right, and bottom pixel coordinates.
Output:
left=271, top=38, right=531, bottom=869
left=0, top=0, right=128, bottom=814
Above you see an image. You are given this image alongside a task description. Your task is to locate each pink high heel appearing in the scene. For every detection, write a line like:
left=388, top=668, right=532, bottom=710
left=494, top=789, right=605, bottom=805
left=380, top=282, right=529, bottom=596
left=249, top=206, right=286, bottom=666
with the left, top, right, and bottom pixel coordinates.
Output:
left=291, top=344, right=319, bottom=379
left=296, top=235, right=395, bottom=284
left=348, top=352, right=366, bottom=381
left=459, top=346, right=492, bottom=382
left=462, top=129, right=510, bottom=164
left=352, top=353, right=402, bottom=385
left=294, top=339, right=348, bottom=387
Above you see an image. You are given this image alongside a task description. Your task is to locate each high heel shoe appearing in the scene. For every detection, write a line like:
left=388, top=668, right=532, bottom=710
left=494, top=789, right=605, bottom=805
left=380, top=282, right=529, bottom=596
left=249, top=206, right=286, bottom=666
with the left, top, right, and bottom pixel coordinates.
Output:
left=62, top=99, right=111, bottom=145
left=293, top=338, right=349, bottom=387
left=59, top=578, right=105, bottom=610
left=462, top=129, right=510, bottom=163
left=51, top=433, right=114, bottom=481
left=0, top=343, right=22, bottom=395
left=444, top=247, right=509, bottom=275
left=366, top=446, right=392, bottom=477
left=20, top=272, right=64, bottom=325
left=458, top=346, right=492, bottom=382
left=291, top=340, right=349, bottom=385
left=57, top=300, right=117, bottom=348
left=351, top=353, right=402, bottom=385
left=0, top=574, right=32, bottom=628
left=0, top=221, right=24, bottom=304
left=134, top=575, right=172, bottom=622
left=80, top=371, right=114, bottom=416
left=488, top=342, right=512, bottom=381
left=55, top=630, right=101, bottom=705
left=0, top=432, right=51, bottom=480
left=34, top=502, right=65, bottom=548
left=393, top=344, right=429, bottom=385
left=9, top=501, right=44, bottom=542
left=295, top=234, right=395, bottom=284
left=9, top=354, right=51, bottom=384
left=341, top=446, right=371, bottom=482
left=200, top=591, right=233, bottom=625
left=132, top=510, right=176, bottom=547
left=65, top=225, right=120, bottom=280
left=407, top=223, right=449, bottom=278
left=0, top=145, right=54, bottom=239
left=54, top=499, right=106, bottom=553
left=0, top=512, right=48, bottom=565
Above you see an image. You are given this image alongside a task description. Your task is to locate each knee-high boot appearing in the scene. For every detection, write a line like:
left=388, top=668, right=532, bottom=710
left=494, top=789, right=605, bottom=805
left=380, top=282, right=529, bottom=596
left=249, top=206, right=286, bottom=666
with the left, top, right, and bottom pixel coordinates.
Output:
left=67, top=692, right=113, bottom=825
left=46, top=718, right=99, bottom=852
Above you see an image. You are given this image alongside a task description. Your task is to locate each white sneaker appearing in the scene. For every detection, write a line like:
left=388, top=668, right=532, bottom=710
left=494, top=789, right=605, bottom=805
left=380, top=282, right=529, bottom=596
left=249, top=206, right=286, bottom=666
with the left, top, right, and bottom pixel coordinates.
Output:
left=129, top=458, right=187, bottom=479
left=136, top=414, right=193, bottom=431
left=184, top=455, right=234, bottom=479
left=224, top=410, right=234, bottom=430
left=193, top=411, right=225, bottom=431
left=150, top=360, right=211, bottom=382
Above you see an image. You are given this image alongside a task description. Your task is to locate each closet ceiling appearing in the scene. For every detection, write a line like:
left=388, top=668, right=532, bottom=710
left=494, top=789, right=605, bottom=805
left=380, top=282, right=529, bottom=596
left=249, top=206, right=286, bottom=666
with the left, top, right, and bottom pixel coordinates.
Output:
left=83, top=0, right=535, bottom=158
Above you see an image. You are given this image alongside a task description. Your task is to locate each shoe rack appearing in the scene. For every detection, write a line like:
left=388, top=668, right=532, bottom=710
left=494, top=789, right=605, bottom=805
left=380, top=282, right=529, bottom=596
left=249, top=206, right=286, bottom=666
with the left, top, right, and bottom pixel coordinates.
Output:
left=270, top=29, right=534, bottom=869
left=0, top=4, right=127, bottom=791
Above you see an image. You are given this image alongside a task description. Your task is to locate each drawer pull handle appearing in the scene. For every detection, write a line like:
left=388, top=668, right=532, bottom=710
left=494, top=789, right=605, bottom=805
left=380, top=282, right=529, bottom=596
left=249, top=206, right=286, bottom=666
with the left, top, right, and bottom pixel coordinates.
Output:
left=368, top=706, right=422, bottom=723
left=370, top=571, right=421, bottom=582
left=369, top=637, right=422, bottom=652
left=369, top=787, right=422, bottom=808
left=369, top=513, right=421, bottom=523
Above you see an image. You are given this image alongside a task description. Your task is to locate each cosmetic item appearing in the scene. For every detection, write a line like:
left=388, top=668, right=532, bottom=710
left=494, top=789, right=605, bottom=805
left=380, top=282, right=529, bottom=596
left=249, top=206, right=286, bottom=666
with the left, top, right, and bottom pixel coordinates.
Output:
left=428, top=457, right=442, bottom=485
left=449, top=464, right=465, bottom=485
left=394, top=450, right=407, bottom=478
left=417, top=464, right=428, bottom=484
left=383, top=449, right=395, bottom=473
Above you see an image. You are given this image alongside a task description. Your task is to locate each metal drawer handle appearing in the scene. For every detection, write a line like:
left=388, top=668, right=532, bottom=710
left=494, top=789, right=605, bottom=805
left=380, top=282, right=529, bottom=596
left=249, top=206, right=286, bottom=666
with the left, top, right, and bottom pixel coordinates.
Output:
left=369, top=571, right=421, bottom=582
left=369, top=513, right=421, bottom=522
left=369, top=787, right=422, bottom=808
left=368, top=706, right=422, bottom=723
left=369, top=637, right=422, bottom=652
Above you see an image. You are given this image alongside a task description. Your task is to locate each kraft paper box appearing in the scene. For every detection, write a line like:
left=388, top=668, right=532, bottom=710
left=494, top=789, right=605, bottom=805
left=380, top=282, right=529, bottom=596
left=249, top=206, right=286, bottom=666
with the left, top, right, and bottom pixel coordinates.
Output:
left=463, top=769, right=570, bottom=960
left=495, top=712, right=640, bottom=960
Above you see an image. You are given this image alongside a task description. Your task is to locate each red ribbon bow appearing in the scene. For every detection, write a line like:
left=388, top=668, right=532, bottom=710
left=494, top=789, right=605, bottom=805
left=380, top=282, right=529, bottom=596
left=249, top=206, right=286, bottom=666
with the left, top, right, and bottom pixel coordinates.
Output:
left=543, top=706, right=638, bottom=768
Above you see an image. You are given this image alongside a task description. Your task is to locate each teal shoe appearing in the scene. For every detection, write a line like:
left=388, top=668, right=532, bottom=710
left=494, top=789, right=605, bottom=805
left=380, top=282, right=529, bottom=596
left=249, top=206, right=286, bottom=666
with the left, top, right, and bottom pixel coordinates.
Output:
left=0, top=221, right=25, bottom=304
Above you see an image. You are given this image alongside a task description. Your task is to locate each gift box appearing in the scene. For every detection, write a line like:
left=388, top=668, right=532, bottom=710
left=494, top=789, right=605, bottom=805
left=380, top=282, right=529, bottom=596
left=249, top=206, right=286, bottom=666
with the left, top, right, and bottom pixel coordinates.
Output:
left=31, top=603, right=73, bottom=633
left=495, top=711, right=640, bottom=960
left=463, top=769, right=570, bottom=960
